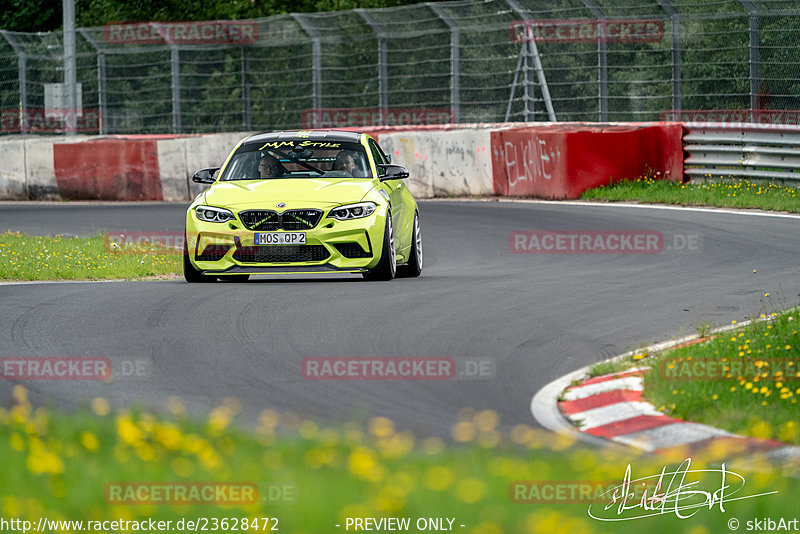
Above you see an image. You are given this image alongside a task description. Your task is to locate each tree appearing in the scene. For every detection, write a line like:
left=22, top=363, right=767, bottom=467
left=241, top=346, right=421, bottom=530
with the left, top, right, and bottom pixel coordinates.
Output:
left=0, top=0, right=61, bottom=32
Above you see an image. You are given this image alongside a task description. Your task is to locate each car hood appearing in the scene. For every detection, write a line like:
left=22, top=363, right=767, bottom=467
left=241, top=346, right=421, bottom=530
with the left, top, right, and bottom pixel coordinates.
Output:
left=203, top=178, right=378, bottom=209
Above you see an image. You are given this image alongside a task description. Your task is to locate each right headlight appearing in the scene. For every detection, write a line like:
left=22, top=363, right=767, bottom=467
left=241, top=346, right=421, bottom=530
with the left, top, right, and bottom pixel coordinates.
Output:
left=327, top=202, right=377, bottom=221
left=195, top=205, right=235, bottom=223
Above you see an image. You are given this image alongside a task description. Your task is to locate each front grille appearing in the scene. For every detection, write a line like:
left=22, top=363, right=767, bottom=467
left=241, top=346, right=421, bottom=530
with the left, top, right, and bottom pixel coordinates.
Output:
left=196, top=244, right=231, bottom=261
left=239, top=209, right=322, bottom=231
left=233, top=245, right=330, bottom=263
left=281, top=210, right=323, bottom=230
left=334, top=242, right=371, bottom=258
left=239, top=210, right=280, bottom=231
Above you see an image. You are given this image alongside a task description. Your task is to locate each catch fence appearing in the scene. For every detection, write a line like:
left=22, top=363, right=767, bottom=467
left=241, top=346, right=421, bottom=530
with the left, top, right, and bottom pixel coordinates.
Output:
left=1, top=0, right=798, bottom=135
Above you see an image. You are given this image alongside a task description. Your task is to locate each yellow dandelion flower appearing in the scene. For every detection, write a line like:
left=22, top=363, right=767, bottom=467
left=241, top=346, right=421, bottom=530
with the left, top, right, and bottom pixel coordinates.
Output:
left=348, top=447, right=380, bottom=480
left=421, top=436, right=445, bottom=455
left=369, top=417, right=395, bottom=438
left=80, top=431, right=100, bottom=452
left=455, top=478, right=486, bottom=504
left=423, top=466, right=454, bottom=491
left=473, top=410, right=499, bottom=432
left=451, top=421, right=475, bottom=443
left=91, top=397, right=111, bottom=416
left=116, top=416, right=143, bottom=445
left=9, top=433, right=25, bottom=452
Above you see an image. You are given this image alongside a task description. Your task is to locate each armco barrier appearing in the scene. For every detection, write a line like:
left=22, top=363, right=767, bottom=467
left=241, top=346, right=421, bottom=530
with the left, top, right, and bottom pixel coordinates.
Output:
left=683, top=123, right=800, bottom=182
left=490, top=123, right=684, bottom=199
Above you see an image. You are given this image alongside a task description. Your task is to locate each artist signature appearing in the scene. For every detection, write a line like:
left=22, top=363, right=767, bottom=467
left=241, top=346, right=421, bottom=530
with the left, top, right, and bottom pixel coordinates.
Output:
left=588, top=458, right=777, bottom=521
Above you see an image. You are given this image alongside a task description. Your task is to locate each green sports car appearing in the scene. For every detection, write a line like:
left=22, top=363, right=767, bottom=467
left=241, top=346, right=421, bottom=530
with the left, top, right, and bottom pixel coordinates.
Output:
left=184, top=130, right=422, bottom=282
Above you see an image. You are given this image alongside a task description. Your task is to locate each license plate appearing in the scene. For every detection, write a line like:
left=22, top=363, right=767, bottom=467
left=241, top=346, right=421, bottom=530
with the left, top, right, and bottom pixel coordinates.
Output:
left=254, top=232, right=306, bottom=245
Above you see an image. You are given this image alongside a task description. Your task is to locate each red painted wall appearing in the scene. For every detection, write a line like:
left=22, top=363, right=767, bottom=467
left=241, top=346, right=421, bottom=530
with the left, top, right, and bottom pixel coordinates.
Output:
left=490, top=123, right=684, bottom=199
left=53, top=138, right=164, bottom=200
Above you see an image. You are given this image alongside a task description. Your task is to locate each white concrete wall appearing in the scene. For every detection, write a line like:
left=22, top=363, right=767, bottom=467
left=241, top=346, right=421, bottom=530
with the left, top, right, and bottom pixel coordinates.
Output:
left=379, top=129, right=494, bottom=198
left=184, top=132, right=248, bottom=199
left=0, top=139, right=27, bottom=199
left=1, top=129, right=494, bottom=201
left=24, top=137, right=62, bottom=200
left=154, top=137, right=191, bottom=202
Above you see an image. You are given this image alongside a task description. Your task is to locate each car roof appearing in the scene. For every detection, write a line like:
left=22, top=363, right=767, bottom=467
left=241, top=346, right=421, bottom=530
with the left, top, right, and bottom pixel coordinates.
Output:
left=244, top=130, right=364, bottom=145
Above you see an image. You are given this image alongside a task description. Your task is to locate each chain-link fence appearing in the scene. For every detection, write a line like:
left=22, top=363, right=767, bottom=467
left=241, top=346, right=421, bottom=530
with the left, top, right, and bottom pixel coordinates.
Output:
left=1, top=0, right=799, bottom=135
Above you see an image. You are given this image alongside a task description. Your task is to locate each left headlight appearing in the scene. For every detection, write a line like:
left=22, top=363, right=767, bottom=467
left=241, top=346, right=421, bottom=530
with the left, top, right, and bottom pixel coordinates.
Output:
left=195, top=205, right=235, bottom=223
left=327, top=202, right=377, bottom=221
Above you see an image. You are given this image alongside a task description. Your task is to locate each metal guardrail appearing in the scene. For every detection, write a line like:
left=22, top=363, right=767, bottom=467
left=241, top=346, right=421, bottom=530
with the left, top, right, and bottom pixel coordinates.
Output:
left=684, top=123, right=800, bottom=181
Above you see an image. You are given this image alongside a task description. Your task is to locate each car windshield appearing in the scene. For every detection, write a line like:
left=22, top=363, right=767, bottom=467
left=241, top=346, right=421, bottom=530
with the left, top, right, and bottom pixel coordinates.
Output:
left=220, top=140, right=371, bottom=181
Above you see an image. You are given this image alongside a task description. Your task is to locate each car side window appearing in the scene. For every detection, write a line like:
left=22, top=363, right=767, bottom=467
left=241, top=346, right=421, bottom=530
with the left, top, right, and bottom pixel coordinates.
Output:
left=368, top=139, right=387, bottom=176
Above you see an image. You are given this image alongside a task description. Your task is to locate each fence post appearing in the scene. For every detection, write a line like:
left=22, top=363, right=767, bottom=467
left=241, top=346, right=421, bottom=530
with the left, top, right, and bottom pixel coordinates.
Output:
left=580, top=0, right=608, bottom=122
left=738, top=0, right=759, bottom=119
left=171, top=45, right=181, bottom=134
left=655, top=0, right=681, bottom=114
left=505, top=0, right=556, bottom=122
left=63, top=0, right=78, bottom=135
left=241, top=47, right=251, bottom=131
left=1, top=31, right=27, bottom=134
left=291, top=14, right=322, bottom=112
left=356, top=9, right=388, bottom=125
left=79, top=29, right=107, bottom=134
left=429, top=4, right=460, bottom=124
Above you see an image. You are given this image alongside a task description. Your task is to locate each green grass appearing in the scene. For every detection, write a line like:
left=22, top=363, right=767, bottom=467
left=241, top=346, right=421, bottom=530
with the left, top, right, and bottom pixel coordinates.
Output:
left=582, top=178, right=800, bottom=213
left=2, top=389, right=798, bottom=534
left=0, top=232, right=181, bottom=280
left=642, top=308, right=800, bottom=445
left=585, top=350, right=651, bottom=378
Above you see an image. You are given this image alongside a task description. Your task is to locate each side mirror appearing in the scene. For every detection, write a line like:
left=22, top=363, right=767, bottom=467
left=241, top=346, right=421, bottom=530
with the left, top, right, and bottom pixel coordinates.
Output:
left=192, top=167, right=219, bottom=184
left=378, top=164, right=409, bottom=181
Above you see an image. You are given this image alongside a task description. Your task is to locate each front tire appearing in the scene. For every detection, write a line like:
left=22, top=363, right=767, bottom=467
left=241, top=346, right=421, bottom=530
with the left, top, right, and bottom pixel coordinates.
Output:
left=397, top=211, right=422, bottom=278
left=183, top=238, right=217, bottom=283
left=363, top=215, right=396, bottom=281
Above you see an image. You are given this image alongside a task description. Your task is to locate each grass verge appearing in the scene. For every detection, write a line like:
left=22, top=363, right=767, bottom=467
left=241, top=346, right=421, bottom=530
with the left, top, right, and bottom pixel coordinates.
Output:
left=581, top=177, right=800, bottom=213
left=1, top=387, right=797, bottom=533
left=0, top=232, right=181, bottom=281
left=642, top=307, right=800, bottom=445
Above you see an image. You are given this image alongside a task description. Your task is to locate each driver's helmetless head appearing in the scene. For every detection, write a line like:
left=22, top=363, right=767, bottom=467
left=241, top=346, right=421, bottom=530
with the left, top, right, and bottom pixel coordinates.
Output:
left=259, top=155, right=282, bottom=178
left=333, top=152, right=356, bottom=174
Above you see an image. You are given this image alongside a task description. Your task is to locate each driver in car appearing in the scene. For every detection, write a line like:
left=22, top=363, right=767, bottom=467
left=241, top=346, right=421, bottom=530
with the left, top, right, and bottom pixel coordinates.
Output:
left=333, top=151, right=359, bottom=176
left=259, top=154, right=285, bottom=178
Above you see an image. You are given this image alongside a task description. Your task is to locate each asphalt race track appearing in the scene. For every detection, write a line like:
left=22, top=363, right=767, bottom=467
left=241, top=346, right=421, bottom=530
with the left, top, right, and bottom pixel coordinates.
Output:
left=1, top=200, right=799, bottom=438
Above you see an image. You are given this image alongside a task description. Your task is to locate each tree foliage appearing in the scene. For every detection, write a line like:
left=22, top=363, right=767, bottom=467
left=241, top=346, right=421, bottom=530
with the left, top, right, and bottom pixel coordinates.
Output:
left=0, top=0, right=61, bottom=32
left=0, top=0, right=435, bottom=32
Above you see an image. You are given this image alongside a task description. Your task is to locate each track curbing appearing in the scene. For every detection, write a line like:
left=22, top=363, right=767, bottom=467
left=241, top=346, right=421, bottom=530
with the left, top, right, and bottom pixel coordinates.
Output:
left=531, top=326, right=800, bottom=476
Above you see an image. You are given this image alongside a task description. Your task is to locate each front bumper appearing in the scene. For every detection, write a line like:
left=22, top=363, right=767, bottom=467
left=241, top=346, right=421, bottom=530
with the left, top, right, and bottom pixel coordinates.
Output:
left=186, top=207, right=385, bottom=275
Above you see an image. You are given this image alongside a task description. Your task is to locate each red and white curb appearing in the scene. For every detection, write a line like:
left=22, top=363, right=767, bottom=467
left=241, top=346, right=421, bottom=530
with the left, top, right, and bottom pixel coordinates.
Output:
left=531, top=332, right=800, bottom=475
